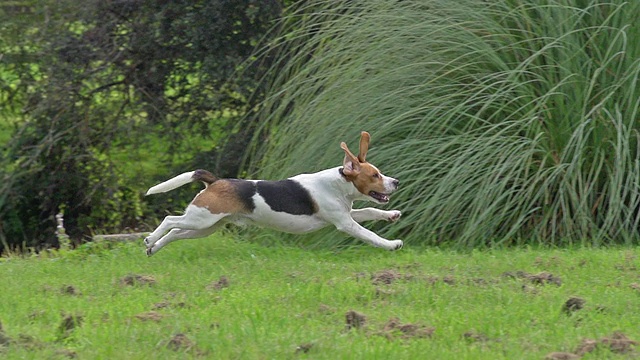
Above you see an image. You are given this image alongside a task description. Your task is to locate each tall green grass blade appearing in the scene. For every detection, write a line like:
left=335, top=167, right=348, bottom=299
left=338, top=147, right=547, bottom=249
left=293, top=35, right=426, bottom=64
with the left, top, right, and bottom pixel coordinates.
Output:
left=249, top=0, right=640, bottom=248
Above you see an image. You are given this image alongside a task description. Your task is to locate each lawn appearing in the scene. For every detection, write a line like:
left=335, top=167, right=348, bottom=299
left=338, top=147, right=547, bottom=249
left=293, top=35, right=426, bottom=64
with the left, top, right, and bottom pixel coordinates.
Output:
left=1, top=235, right=639, bottom=359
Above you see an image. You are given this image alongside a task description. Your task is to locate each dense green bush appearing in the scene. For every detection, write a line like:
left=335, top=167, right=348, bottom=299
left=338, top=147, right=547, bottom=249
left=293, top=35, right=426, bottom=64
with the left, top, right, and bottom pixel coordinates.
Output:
left=251, top=0, right=640, bottom=247
left=0, top=0, right=286, bottom=252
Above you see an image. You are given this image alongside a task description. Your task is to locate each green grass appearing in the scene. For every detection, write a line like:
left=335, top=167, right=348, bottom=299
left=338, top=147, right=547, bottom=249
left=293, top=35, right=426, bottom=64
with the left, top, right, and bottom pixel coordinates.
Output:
left=1, top=235, right=640, bottom=359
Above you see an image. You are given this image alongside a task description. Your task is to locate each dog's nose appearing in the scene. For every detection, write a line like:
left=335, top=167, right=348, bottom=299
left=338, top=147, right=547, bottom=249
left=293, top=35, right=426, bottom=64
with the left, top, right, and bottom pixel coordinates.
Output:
left=393, top=179, right=399, bottom=188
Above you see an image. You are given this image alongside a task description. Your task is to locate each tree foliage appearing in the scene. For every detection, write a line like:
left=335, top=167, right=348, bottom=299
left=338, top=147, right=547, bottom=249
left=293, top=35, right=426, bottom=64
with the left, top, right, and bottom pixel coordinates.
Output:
left=0, top=0, right=285, bottom=252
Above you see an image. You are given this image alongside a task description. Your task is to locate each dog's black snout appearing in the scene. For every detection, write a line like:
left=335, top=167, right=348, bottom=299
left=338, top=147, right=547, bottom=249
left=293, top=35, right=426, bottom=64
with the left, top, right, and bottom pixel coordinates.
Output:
left=393, top=179, right=399, bottom=188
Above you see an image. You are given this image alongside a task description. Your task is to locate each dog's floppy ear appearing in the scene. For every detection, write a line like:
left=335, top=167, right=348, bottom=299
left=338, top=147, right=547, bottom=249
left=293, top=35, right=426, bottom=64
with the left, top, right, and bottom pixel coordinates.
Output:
left=358, top=131, right=370, bottom=163
left=341, top=141, right=361, bottom=176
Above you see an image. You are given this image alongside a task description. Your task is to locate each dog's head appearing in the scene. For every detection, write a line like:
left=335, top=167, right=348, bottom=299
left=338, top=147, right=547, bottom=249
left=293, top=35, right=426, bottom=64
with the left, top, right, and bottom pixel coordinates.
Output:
left=340, top=131, right=399, bottom=204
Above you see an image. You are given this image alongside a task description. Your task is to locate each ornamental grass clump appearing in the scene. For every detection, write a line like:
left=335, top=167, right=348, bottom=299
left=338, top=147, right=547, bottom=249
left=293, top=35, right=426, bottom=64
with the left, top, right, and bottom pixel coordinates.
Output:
left=251, top=0, right=640, bottom=247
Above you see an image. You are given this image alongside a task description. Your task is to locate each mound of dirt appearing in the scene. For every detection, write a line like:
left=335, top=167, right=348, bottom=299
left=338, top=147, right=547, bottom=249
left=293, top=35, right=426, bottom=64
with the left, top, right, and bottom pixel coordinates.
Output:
left=379, top=317, right=435, bottom=340
left=503, top=271, right=562, bottom=286
left=0, top=321, right=11, bottom=346
left=371, top=270, right=403, bottom=285
left=1, top=321, right=74, bottom=356
left=152, top=301, right=186, bottom=310
left=54, top=348, right=78, bottom=358
left=135, top=311, right=164, bottom=322
left=207, top=276, right=230, bottom=290
left=601, top=331, right=637, bottom=354
left=463, top=330, right=491, bottom=343
left=295, top=343, right=314, bottom=354
left=544, top=352, right=580, bottom=360
left=345, top=310, right=367, bottom=330
left=574, top=338, right=597, bottom=356
left=120, top=274, right=156, bottom=286
left=167, top=333, right=194, bottom=351
left=57, top=313, right=83, bottom=341
left=423, top=275, right=457, bottom=286
left=318, top=304, right=335, bottom=314
left=562, top=297, right=586, bottom=314
left=546, top=331, right=638, bottom=358
left=60, top=285, right=80, bottom=296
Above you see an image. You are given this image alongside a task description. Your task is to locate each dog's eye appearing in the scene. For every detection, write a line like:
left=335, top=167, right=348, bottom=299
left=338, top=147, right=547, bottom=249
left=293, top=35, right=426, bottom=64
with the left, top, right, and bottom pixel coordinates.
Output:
left=372, top=173, right=380, bottom=179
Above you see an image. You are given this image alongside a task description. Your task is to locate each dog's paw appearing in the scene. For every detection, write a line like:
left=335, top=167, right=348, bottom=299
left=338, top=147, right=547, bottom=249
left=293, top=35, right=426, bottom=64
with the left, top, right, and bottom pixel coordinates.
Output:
left=146, top=246, right=154, bottom=257
left=387, top=210, right=402, bottom=222
left=389, top=240, right=403, bottom=251
left=144, top=236, right=154, bottom=247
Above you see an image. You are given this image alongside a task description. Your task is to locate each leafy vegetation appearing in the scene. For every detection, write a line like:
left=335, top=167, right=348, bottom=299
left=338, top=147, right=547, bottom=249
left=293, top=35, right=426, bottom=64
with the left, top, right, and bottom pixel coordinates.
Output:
left=0, top=0, right=287, bottom=252
left=1, top=235, right=640, bottom=359
left=252, top=0, right=640, bottom=247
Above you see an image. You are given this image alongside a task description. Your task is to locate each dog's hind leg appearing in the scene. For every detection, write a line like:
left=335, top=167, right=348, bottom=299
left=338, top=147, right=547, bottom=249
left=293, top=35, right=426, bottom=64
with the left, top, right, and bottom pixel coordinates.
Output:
left=144, top=205, right=227, bottom=248
left=146, top=224, right=222, bottom=256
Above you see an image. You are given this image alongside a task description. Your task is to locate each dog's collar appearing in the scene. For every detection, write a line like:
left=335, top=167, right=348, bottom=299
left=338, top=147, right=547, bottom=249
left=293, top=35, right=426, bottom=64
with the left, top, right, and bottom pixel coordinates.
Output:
left=338, top=167, right=353, bottom=182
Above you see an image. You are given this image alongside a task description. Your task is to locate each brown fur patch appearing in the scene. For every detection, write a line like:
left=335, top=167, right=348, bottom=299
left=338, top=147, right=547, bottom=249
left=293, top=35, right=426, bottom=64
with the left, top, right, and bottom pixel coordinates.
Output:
left=192, top=169, right=218, bottom=184
left=348, top=163, right=388, bottom=197
left=191, top=180, right=254, bottom=214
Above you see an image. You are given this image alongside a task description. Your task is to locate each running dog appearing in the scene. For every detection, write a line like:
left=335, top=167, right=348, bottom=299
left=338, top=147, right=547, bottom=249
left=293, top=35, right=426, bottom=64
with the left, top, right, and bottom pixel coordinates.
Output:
left=144, top=131, right=403, bottom=255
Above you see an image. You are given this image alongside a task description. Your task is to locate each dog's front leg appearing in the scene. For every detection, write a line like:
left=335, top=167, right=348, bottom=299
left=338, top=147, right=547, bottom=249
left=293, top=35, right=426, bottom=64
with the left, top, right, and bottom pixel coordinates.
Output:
left=334, top=219, right=403, bottom=250
left=350, top=208, right=401, bottom=223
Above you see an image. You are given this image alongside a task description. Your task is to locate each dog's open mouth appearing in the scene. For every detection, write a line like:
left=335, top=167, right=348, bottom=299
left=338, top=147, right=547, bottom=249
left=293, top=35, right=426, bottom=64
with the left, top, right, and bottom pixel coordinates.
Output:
left=369, top=191, right=390, bottom=203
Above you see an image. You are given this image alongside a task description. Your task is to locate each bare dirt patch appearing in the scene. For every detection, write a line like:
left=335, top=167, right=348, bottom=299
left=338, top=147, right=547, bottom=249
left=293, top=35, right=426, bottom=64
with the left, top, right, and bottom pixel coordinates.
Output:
left=13, top=334, right=45, bottom=350
left=167, top=333, right=193, bottom=351
left=374, top=287, right=395, bottom=299
left=379, top=317, right=435, bottom=340
left=562, top=297, right=586, bottom=314
left=120, top=274, right=156, bottom=286
left=601, top=331, right=637, bottom=354
left=318, top=303, right=335, bottom=314
left=207, top=276, right=229, bottom=290
left=345, top=310, right=367, bottom=330
left=0, top=322, right=50, bottom=352
left=60, top=285, right=80, bottom=296
left=56, top=313, right=83, bottom=341
left=0, top=321, right=12, bottom=346
left=166, top=333, right=207, bottom=355
left=295, top=342, right=314, bottom=354
left=463, top=330, right=491, bottom=343
left=442, top=275, right=456, bottom=285
left=152, top=301, right=186, bottom=310
left=54, top=348, right=78, bottom=358
left=371, top=269, right=403, bottom=285
left=546, top=331, right=638, bottom=358
left=28, top=310, right=46, bottom=321
left=3, top=334, right=75, bottom=358
left=502, top=271, right=562, bottom=286
left=135, top=311, right=164, bottom=322
left=614, top=252, right=637, bottom=271
left=423, top=275, right=458, bottom=286
left=574, top=338, right=597, bottom=356
left=544, top=352, right=580, bottom=360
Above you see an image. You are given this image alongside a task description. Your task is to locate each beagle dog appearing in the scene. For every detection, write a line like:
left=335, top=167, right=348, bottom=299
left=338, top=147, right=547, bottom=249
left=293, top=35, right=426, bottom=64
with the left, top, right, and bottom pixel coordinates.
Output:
left=144, top=131, right=403, bottom=256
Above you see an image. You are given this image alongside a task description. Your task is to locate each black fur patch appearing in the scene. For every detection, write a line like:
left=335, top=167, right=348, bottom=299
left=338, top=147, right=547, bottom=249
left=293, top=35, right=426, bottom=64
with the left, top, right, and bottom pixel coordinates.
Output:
left=256, top=180, right=317, bottom=215
left=229, top=179, right=257, bottom=212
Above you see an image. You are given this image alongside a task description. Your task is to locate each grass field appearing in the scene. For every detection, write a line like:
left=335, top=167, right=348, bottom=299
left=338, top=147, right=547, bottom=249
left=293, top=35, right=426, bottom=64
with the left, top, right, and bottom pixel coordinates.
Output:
left=1, top=235, right=639, bottom=359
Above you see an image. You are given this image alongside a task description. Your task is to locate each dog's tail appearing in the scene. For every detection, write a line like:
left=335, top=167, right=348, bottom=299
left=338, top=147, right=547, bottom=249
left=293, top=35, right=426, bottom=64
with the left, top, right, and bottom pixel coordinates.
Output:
left=145, top=169, right=218, bottom=196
